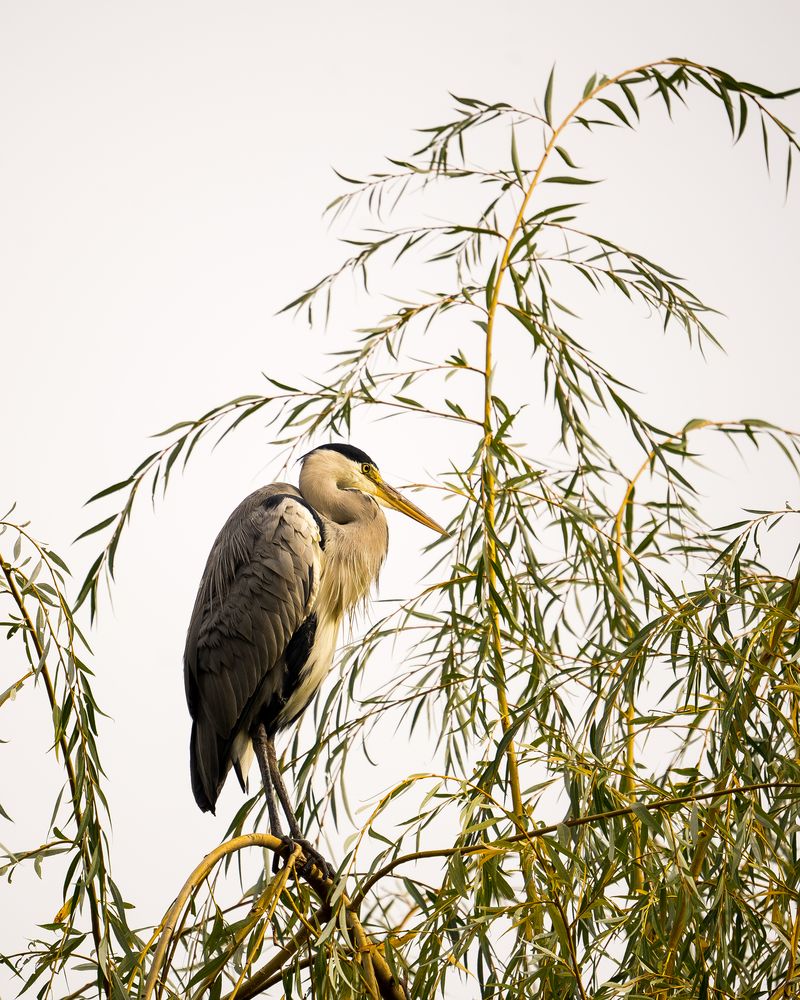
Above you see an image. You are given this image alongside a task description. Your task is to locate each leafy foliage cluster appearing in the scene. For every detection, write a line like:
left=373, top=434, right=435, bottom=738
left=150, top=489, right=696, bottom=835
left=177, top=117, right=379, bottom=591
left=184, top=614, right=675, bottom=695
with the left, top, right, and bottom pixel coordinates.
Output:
left=3, top=58, right=800, bottom=999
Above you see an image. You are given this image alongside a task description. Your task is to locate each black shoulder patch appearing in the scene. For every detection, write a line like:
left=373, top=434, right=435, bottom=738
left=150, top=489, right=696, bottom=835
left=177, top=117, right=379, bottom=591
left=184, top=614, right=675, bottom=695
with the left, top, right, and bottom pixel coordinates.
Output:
left=314, top=442, right=377, bottom=468
left=261, top=492, right=326, bottom=550
left=284, top=613, right=318, bottom=692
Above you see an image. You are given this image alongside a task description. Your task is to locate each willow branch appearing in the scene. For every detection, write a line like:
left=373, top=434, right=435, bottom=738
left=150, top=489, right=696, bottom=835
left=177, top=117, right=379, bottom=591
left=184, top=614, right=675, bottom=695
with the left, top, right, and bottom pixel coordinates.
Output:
left=661, top=566, right=800, bottom=987
left=144, top=834, right=405, bottom=1000
left=221, top=926, right=317, bottom=1000
left=225, top=957, right=313, bottom=1000
left=351, top=780, right=800, bottom=908
left=0, top=554, right=108, bottom=996
left=476, top=56, right=684, bottom=932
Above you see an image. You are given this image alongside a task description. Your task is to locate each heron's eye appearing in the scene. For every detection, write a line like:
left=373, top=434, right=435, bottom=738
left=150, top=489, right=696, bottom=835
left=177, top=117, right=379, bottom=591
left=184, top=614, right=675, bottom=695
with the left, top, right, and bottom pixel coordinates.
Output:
left=361, top=463, right=372, bottom=476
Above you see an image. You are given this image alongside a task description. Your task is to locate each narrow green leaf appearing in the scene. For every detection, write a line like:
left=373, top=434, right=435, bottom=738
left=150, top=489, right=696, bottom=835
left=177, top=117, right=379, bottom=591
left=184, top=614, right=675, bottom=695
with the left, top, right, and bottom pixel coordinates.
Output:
left=598, top=97, right=631, bottom=127
left=544, top=64, right=555, bottom=126
left=619, top=80, right=640, bottom=119
left=735, top=93, right=748, bottom=143
left=74, top=516, right=117, bottom=542
left=554, top=146, right=578, bottom=169
left=543, top=175, right=600, bottom=185
left=510, top=128, right=524, bottom=187
left=86, top=479, right=134, bottom=504
left=150, top=420, right=195, bottom=438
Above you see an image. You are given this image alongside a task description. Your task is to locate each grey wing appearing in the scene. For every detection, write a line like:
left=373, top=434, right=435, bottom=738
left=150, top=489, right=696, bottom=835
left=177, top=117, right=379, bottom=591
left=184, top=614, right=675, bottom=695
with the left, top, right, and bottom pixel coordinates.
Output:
left=184, top=484, right=324, bottom=812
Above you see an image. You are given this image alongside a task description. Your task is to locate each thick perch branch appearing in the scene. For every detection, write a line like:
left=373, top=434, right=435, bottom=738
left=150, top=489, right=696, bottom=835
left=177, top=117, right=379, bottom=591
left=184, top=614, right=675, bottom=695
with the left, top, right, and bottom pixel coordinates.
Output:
left=142, top=833, right=406, bottom=1000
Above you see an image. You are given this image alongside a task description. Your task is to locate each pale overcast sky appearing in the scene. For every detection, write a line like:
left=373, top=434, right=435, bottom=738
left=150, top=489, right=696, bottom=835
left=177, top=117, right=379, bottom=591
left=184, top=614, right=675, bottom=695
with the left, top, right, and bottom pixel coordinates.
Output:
left=2, top=2, right=799, bottom=995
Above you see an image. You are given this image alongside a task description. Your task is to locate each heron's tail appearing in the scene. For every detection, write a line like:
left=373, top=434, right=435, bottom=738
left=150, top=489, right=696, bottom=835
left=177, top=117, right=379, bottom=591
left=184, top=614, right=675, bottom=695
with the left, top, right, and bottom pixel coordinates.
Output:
left=190, top=719, right=223, bottom=814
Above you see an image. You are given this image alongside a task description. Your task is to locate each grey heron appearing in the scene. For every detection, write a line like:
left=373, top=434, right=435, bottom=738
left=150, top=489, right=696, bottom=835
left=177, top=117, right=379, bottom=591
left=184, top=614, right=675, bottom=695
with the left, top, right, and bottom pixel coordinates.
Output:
left=183, top=443, right=445, bottom=871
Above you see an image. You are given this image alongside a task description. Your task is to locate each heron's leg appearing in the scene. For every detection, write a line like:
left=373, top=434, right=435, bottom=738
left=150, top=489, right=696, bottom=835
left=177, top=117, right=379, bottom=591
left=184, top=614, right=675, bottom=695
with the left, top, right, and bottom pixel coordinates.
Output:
left=266, top=733, right=335, bottom=880
left=253, top=723, right=284, bottom=840
left=264, top=733, right=303, bottom=838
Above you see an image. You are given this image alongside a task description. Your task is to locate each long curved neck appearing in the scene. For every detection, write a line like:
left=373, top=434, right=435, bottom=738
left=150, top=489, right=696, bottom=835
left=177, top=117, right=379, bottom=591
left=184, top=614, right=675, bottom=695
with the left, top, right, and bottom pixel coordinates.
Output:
left=299, top=463, right=389, bottom=617
left=300, top=474, right=370, bottom=526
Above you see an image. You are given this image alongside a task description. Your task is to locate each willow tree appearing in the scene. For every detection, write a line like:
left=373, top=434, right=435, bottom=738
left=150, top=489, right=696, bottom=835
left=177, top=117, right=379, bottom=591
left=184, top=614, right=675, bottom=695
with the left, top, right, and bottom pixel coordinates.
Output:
left=3, top=57, right=800, bottom=1000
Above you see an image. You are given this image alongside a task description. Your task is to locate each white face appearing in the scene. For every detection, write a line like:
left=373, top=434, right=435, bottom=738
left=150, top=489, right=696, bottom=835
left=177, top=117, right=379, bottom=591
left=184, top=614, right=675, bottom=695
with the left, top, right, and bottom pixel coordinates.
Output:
left=348, top=458, right=381, bottom=496
left=301, top=446, right=446, bottom=534
left=303, top=448, right=379, bottom=494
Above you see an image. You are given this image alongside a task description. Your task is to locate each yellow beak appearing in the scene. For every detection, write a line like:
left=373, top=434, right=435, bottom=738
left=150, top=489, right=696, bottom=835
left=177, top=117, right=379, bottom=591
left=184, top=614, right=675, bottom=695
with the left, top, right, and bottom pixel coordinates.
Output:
left=374, top=480, right=447, bottom=536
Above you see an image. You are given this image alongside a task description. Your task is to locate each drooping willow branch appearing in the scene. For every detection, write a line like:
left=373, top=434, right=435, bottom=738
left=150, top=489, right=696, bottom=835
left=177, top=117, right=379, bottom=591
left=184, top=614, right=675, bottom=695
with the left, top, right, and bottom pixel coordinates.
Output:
left=142, top=835, right=405, bottom=1000
left=350, top=780, right=800, bottom=909
left=0, top=530, right=110, bottom=998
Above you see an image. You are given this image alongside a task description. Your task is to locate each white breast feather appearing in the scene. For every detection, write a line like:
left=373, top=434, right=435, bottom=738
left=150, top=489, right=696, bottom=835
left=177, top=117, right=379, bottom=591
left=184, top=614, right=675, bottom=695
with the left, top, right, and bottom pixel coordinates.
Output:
left=277, top=616, right=340, bottom=728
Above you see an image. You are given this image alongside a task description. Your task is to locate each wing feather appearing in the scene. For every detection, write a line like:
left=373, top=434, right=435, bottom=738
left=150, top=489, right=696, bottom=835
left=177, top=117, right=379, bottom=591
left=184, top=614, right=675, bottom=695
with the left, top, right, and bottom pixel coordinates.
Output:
left=184, top=485, right=323, bottom=812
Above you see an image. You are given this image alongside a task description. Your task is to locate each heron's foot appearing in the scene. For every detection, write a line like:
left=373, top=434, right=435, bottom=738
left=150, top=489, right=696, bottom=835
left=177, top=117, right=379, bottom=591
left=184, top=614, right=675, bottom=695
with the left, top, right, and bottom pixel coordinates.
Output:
left=294, top=837, right=336, bottom=880
left=272, top=835, right=295, bottom=875
left=272, top=835, right=335, bottom=881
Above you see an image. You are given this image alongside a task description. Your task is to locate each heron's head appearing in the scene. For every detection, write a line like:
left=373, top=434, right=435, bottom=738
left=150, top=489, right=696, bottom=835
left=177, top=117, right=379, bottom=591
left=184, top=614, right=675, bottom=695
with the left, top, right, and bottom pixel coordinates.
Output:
left=300, top=443, right=446, bottom=534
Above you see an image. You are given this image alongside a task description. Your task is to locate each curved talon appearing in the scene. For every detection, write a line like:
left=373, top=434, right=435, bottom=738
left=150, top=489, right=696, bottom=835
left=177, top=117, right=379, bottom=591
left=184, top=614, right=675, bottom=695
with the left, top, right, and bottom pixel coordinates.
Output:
left=271, top=836, right=335, bottom=880
left=295, top=838, right=336, bottom=881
